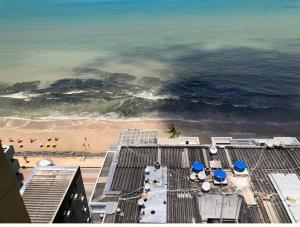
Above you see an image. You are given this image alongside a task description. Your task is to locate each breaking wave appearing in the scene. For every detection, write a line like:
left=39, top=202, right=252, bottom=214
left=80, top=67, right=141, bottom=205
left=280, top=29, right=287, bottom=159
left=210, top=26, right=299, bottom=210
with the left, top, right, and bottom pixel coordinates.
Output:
left=0, top=92, right=42, bottom=101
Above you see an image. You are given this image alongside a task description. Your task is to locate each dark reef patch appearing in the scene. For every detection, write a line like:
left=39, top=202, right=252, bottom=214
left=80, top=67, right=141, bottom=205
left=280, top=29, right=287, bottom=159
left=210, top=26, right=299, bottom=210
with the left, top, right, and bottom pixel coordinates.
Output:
left=0, top=45, right=300, bottom=126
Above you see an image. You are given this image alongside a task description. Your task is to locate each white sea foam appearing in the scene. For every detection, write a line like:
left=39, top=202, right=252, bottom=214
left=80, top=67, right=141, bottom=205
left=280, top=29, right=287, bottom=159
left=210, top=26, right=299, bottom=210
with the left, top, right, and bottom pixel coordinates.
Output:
left=128, top=90, right=178, bottom=101
left=0, top=92, right=41, bottom=101
left=62, top=90, right=86, bottom=95
left=1, top=114, right=300, bottom=127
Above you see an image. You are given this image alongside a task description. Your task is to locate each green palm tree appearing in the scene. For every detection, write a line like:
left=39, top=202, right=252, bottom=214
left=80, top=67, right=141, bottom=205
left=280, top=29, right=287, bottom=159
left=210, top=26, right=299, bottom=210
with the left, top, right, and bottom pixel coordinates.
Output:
left=167, top=124, right=182, bottom=138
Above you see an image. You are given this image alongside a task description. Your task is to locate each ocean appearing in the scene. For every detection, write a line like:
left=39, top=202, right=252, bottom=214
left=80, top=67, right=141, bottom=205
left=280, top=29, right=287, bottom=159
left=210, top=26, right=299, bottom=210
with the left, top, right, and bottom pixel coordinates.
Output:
left=0, top=0, right=300, bottom=125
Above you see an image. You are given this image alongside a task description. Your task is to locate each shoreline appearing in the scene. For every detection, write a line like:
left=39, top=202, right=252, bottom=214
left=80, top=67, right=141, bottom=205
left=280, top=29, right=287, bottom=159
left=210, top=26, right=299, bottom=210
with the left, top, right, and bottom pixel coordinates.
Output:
left=2, top=115, right=300, bottom=124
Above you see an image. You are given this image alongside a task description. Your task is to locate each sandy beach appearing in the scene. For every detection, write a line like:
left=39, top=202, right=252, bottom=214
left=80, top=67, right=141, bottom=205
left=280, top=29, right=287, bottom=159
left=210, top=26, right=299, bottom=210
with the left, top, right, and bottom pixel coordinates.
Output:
left=0, top=117, right=170, bottom=153
left=1, top=117, right=299, bottom=154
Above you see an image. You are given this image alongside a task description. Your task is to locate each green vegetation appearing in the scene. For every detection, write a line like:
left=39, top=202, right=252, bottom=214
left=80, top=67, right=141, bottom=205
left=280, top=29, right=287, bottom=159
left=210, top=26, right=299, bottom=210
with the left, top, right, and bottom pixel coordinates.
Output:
left=167, top=124, right=182, bottom=138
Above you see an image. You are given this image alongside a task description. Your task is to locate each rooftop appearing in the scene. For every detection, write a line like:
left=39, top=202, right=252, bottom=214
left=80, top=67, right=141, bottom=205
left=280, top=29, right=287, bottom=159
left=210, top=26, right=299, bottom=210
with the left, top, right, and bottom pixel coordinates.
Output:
left=117, top=129, right=158, bottom=146
left=158, top=137, right=200, bottom=145
left=20, top=166, right=79, bottom=223
left=90, top=139, right=300, bottom=223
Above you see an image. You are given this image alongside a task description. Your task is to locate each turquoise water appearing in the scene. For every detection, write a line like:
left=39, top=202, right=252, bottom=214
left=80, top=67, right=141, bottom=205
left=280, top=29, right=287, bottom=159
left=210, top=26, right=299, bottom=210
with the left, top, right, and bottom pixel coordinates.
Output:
left=1, top=0, right=300, bottom=82
left=0, top=0, right=300, bottom=123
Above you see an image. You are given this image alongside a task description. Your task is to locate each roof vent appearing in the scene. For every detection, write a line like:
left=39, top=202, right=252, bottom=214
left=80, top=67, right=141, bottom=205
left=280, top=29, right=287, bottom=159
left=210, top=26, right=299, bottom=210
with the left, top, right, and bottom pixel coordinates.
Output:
left=116, top=208, right=121, bottom=214
left=214, top=169, right=227, bottom=182
left=205, top=167, right=210, bottom=176
left=234, top=160, right=247, bottom=172
left=202, top=182, right=211, bottom=192
left=198, top=171, right=206, bottom=181
left=144, top=183, right=150, bottom=192
left=189, top=172, right=197, bottom=181
left=192, top=162, right=204, bottom=173
left=145, top=167, right=150, bottom=175
left=209, top=145, right=218, bottom=155
left=138, top=198, right=145, bottom=209
left=154, top=161, right=160, bottom=169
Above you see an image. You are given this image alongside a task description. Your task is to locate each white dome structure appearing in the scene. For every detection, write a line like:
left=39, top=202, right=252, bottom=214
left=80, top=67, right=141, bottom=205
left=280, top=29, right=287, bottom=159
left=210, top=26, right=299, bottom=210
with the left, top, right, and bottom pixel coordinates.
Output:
left=37, top=158, right=54, bottom=167
left=202, top=182, right=211, bottom=192
left=198, top=171, right=206, bottom=181
left=209, top=145, right=218, bottom=155
left=189, top=172, right=197, bottom=181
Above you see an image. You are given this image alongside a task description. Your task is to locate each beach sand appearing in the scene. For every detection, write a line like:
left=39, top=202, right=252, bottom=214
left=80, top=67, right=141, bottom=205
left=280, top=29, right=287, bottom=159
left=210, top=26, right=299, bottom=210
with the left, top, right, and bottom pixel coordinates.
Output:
left=0, top=117, right=170, bottom=153
left=1, top=117, right=299, bottom=154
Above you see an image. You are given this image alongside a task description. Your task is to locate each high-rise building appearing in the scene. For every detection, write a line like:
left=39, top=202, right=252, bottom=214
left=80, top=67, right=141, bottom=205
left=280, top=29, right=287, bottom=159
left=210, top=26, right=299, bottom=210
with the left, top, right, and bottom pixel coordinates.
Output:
left=2, top=144, right=24, bottom=189
left=0, top=143, right=31, bottom=223
left=20, top=166, right=91, bottom=223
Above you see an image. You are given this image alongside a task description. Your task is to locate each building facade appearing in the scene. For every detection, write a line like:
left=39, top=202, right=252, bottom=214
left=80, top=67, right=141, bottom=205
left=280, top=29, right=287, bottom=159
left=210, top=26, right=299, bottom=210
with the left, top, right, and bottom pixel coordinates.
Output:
left=20, top=166, right=91, bottom=223
left=0, top=143, right=31, bottom=223
left=2, top=144, right=24, bottom=189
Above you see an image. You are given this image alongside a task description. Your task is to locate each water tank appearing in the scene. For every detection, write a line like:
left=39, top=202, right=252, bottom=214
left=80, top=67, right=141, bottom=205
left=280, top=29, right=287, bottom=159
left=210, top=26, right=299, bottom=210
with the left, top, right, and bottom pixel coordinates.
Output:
left=198, top=171, right=206, bottom=181
left=189, top=172, right=197, bottom=181
left=234, top=160, right=247, bottom=172
left=192, top=162, right=204, bottom=173
left=214, top=169, right=227, bottom=182
left=205, top=167, right=210, bottom=176
left=210, top=145, right=218, bottom=155
left=202, top=182, right=211, bottom=192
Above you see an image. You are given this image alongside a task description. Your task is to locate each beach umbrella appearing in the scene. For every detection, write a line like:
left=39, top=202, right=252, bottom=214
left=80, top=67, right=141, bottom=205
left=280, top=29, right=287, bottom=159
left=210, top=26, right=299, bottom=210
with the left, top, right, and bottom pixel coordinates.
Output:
left=17, top=139, right=23, bottom=143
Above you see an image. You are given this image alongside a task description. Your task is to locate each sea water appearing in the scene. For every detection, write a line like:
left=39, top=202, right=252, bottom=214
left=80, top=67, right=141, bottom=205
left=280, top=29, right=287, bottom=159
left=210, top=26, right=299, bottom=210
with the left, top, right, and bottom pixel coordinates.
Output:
left=0, top=0, right=300, bottom=124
